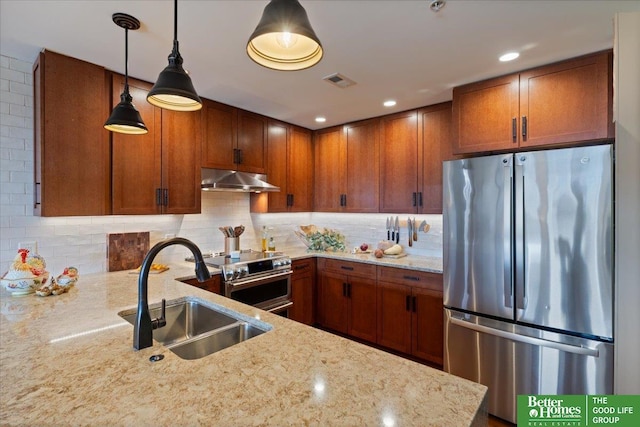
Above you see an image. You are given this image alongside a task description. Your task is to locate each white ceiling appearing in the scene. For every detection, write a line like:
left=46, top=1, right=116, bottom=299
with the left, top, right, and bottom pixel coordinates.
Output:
left=1, top=1, right=639, bottom=130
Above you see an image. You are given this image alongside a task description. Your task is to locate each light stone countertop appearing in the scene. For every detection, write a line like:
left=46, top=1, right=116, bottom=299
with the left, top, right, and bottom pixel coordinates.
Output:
left=0, top=262, right=484, bottom=427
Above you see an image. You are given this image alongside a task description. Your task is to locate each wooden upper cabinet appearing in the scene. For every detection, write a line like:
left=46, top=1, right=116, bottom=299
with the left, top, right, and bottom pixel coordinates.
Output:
left=453, top=50, right=613, bottom=155
left=379, top=110, right=419, bottom=212
left=452, top=75, right=519, bottom=154
left=314, top=126, right=346, bottom=211
left=344, top=119, right=379, bottom=213
left=161, top=109, right=201, bottom=214
left=201, top=100, right=266, bottom=173
left=237, top=110, right=267, bottom=174
left=111, top=77, right=162, bottom=215
left=419, top=102, right=452, bottom=214
left=201, top=99, right=237, bottom=170
left=287, top=126, right=313, bottom=212
left=33, top=50, right=111, bottom=216
left=111, top=75, right=201, bottom=215
left=264, top=120, right=289, bottom=211
left=519, top=50, right=613, bottom=147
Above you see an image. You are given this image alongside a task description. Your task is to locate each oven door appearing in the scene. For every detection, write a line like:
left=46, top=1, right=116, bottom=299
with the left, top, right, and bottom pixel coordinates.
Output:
left=225, top=270, right=292, bottom=316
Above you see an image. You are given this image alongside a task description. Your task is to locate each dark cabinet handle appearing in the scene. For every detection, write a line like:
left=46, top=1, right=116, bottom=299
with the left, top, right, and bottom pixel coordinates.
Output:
left=340, top=265, right=354, bottom=271
left=156, top=188, right=162, bottom=206
left=403, top=275, right=420, bottom=282
left=418, top=192, right=423, bottom=207
left=294, top=264, right=309, bottom=271
left=34, top=182, right=41, bottom=206
left=238, top=149, right=243, bottom=164
left=163, top=188, right=168, bottom=206
left=512, top=117, right=517, bottom=142
left=233, top=148, right=238, bottom=164
left=412, top=192, right=417, bottom=207
left=290, top=194, right=294, bottom=207
left=406, top=295, right=411, bottom=311
left=522, top=116, right=527, bottom=141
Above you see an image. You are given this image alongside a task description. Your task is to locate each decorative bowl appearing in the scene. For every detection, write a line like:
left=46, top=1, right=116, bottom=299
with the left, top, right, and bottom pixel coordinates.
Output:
left=1, top=271, right=50, bottom=295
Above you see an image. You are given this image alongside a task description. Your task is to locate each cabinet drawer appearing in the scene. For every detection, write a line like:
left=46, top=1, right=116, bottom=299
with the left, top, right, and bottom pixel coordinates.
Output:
left=292, top=258, right=315, bottom=276
left=377, top=267, right=442, bottom=292
left=317, top=258, right=376, bottom=278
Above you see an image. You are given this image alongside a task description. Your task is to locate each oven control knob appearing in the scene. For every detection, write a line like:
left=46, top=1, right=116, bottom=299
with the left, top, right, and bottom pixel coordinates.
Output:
left=223, top=268, right=234, bottom=282
left=237, top=265, right=249, bottom=278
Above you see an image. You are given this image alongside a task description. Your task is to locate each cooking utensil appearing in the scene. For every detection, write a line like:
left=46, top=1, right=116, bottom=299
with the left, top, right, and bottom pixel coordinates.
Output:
left=234, top=225, right=245, bottom=237
left=408, top=217, right=413, bottom=247
left=413, top=218, right=418, bottom=241
left=390, top=217, right=395, bottom=242
left=395, top=216, right=400, bottom=244
left=386, top=217, right=390, bottom=240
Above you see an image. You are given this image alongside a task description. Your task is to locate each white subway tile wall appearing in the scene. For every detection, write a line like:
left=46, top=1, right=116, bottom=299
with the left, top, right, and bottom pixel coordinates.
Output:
left=0, top=53, right=442, bottom=276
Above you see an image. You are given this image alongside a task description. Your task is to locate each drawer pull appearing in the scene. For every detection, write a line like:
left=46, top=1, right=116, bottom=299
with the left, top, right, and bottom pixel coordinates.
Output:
left=403, top=275, right=420, bottom=282
left=340, top=266, right=354, bottom=271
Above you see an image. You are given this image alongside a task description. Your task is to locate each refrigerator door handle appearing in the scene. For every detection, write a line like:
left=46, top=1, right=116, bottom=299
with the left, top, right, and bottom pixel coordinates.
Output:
left=503, top=156, right=513, bottom=308
left=449, top=316, right=599, bottom=357
left=514, top=156, right=527, bottom=310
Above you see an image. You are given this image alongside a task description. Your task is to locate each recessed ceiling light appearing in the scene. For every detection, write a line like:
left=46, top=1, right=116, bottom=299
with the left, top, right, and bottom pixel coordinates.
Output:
left=315, top=116, right=326, bottom=123
left=383, top=100, right=397, bottom=107
left=499, top=52, right=520, bottom=62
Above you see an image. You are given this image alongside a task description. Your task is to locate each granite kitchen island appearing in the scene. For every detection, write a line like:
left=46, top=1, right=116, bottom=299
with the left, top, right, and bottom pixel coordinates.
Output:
left=0, top=264, right=486, bottom=426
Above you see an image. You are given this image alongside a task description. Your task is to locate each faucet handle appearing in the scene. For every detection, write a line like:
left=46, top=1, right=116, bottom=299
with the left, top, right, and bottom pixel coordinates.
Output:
left=152, top=298, right=167, bottom=330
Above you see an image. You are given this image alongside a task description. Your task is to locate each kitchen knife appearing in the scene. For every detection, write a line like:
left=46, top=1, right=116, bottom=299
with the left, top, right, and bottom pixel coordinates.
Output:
left=386, top=217, right=390, bottom=240
left=408, top=217, right=412, bottom=247
left=395, top=216, right=400, bottom=244
left=390, top=217, right=395, bottom=242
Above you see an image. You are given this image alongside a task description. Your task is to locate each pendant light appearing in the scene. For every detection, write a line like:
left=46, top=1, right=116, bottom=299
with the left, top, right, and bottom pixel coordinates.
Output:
left=147, top=0, right=202, bottom=111
left=247, top=0, right=323, bottom=71
left=104, top=13, right=148, bottom=135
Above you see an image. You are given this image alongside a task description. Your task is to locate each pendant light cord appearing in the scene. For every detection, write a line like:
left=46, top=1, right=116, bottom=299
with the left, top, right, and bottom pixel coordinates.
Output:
left=173, top=0, right=178, bottom=42
left=124, top=27, right=129, bottom=93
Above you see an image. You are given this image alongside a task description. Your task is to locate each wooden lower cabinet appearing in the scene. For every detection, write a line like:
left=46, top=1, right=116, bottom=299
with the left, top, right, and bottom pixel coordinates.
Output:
left=179, top=275, right=222, bottom=295
left=317, top=259, right=377, bottom=343
left=289, top=258, right=316, bottom=325
left=377, top=267, right=443, bottom=366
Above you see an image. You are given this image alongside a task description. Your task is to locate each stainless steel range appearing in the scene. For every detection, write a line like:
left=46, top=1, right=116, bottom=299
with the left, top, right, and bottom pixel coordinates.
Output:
left=188, top=250, right=293, bottom=316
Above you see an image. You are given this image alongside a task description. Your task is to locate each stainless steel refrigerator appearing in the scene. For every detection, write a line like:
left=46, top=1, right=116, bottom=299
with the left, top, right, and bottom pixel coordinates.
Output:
left=443, top=144, right=614, bottom=423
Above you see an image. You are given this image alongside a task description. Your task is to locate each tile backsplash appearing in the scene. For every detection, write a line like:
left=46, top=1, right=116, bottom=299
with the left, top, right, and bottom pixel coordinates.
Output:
left=0, top=52, right=442, bottom=276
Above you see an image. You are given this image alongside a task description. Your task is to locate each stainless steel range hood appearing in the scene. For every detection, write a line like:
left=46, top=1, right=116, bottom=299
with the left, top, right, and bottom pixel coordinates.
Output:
left=201, top=168, right=280, bottom=192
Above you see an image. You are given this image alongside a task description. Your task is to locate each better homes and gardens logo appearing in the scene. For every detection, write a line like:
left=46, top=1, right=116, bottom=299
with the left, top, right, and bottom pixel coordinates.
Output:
left=517, top=395, right=640, bottom=427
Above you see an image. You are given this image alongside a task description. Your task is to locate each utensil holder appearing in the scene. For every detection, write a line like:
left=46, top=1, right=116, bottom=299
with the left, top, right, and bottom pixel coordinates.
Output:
left=225, top=237, right=239, bottom=254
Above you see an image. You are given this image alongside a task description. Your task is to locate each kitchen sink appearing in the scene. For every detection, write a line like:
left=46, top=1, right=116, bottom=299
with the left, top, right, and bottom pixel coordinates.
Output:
left=169, top=322, right=265, bottom=360
left=118, top=296, right=271, bottom=359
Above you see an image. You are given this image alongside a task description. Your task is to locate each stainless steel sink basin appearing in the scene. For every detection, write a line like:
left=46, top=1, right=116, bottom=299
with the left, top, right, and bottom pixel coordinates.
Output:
left=169, top=322, right=266, bottom=360
left=118, top=296, right=270, bottom=359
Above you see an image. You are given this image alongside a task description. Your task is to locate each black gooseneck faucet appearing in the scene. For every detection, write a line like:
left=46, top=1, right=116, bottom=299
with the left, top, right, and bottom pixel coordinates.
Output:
left=134, top=237, right=211, bottom=350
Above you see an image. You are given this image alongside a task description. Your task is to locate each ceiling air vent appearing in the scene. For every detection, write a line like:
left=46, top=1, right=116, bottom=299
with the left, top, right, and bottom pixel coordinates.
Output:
left=323, top=73, right=357, bottom=89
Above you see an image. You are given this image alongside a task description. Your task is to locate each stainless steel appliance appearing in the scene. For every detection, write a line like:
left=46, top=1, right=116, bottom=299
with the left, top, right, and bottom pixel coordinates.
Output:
left=443, top=144, right=614, bottom=423
left=190, top=251, right=293, bottom=317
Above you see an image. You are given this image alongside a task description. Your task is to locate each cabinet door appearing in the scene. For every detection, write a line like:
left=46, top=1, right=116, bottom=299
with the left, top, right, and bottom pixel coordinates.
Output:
left=266, top=120, right=289, bottom=212
left=290, top=258, right=316, bottom=325
left=161, top=109, right=201, bottom=214
left=180, top=275, right=222, bottom=294
left=34, top=50, right=111, bottom=216
left=520, top=51, right=612, bottom=148
left=412, top=287, right=444, bottom=366
left=452, top=74, right=519, bottom=154
left=288, top=127, right=314, bottom=212
left=347, top=276, right=377, bottom=343
left=379, top=110, right=419, bottom=212
left=237, top=110, right=266, bottom=173
left=377, top=281, right=412, bottom=353
left=419, top=103, right=451, bottom=214
left=345, top=119, right=379, bottom=212
left=314, top=127, right=346, bottom=211
left=201, top=99, right=237, bottom=170
left=111, top=76, right=162, bottom=215
left=317, top=271, right=348, bottom=334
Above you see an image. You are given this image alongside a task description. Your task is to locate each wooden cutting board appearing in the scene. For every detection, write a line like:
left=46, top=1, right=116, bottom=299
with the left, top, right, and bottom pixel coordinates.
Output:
left=107, top=232, right=150, bottom=272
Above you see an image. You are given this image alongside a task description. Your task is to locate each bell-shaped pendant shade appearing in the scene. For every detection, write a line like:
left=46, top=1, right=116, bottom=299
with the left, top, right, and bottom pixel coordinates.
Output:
left=104, top=91, right=148, bottom=135
left=147, top=0, right=202, bottom=111
left=247, top=0, right=323, bottom=71
left=147, top=41, right=202, bottom=111
left=105, top=13, right=148, bottom=135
